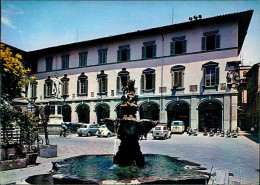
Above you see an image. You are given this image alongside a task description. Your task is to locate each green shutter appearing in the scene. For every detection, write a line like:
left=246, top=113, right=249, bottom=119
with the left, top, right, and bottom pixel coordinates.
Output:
left=141, top=74, right=145, bottom=90
left=152, top=73, right=156, bottom=90
left=117, top=76, right=121, bottom=92
left=77, top=80, right=80, bottom=94
left=182, top=40, right=187, bottom=53
left=127, top=48, right=130, bottom=61
left=203, top=68, right=206, bottom=86
left=117, top=50, right=121, bottom=62
left=142, top=46, right=146, bottom=59
left=202, top=37, right=206, bottom=51
left=152, top=45, right=156, bottom=57
left=215, top=35, right=220, bottom=49
left=170, top=42, right=175, bottom=55
left=215, top=67, right=219, bottom=86
left=85, top=79, right=88, bottom=95
left=98, top=52, right=101, bottom=64
left=44, top=83, right=46, bottom=97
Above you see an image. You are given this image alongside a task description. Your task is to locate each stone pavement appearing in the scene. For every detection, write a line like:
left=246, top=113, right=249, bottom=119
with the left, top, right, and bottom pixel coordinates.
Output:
left=0, top=133, right=259, bottom=184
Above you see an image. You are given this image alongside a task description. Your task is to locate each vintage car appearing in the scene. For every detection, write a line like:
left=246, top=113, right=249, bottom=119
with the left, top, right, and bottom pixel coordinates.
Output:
left=170, top=120, right=185, bottom=134
left=152, top=125, right=171, bottom=140
left=77, top=123, right=100, bottom=137
left=96, top=125, right=115, bottom=137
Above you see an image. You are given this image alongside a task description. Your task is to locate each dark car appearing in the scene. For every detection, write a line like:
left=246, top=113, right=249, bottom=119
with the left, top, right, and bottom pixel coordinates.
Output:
left=63, top=122, right=82, bottom=132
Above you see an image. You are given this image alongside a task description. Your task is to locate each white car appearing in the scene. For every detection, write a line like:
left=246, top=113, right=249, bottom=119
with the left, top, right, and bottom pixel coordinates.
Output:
left=152, top=125, right=171, bottom=140
left=96, top=125, right=115, bottom=137
left=77, top=123, right=100, bottom=137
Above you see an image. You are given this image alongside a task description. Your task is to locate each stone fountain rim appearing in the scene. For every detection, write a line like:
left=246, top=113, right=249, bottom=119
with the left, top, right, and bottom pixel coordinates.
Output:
left=50, top=154, right=210, bottom=184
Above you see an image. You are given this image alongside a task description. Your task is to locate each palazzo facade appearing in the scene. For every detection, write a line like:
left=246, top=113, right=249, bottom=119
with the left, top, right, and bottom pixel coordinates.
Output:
left=22, top=10, right=252, bottom=131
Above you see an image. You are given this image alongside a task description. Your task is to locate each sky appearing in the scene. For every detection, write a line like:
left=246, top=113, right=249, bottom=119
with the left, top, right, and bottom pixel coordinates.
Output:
left=1, top=1, right=260, bottom=66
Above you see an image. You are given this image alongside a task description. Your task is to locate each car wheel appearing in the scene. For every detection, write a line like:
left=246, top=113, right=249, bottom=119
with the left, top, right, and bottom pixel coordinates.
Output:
left=164, top=135, right=167, bottom=140
left=87, top=132, right=91, bottom=137
left=169, top=135, right=171, bottom=139
left=78, top=134, right=82, bottom=137
left=107, top=133, right=111, bottom=137
left=153, top=137, right=156, bottom=140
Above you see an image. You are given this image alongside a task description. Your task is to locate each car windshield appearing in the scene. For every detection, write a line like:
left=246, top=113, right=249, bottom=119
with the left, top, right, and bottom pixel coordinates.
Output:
left=155, top=127, right=161, bottom=130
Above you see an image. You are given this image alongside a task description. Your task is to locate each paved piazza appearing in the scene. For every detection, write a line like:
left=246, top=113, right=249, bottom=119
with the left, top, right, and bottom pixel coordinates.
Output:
left=0, top=133, right=259, bottom=184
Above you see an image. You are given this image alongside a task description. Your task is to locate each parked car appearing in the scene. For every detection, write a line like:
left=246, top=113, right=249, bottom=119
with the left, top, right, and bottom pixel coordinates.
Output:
left=96, top=125, right=115, bottom=137
left=77, top=123, right=100, bottom=137
left=170, top=120, right=185, bottom=134
left=152, top=125, right=171, bottom=140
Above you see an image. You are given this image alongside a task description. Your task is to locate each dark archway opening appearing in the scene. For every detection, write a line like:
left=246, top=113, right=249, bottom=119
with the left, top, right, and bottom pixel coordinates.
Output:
left=96, top=104, right=110, bottom=124
left=139, top=102, right=159, bottom=121
left=62, top=104, right=71, bottom=122
left=76, top=104, right=90, bottom=123
left=198, top=101, right=222, bottom=132
left=167, top=101, right=190, bottom=128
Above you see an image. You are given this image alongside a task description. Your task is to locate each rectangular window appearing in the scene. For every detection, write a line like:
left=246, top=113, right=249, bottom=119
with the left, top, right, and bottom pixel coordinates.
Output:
left=62, top=55, right=69, bottom=69
left=58, top=106, right=62, bottom=115
left=202, top=31, right=220, bottom=51
left=98, top=78, right=107, bottom=94
left=47, top=84, right=52, bottom=96
left=98, top=49, right=107, bottom=64
left=31, top=83, right=37, bottom=98
left=117, top=45, right=130, bottom=62
left=77, top=79, right=88, bottom=95
left=142, top=41, right=156, bottom=59
left=50, top=106, right=55, bottom=114
left=205, top=68, right=216, bottom=86
left=171, top=36, right=187, bottom=55
left=141, top=73, right=155, bottom=91
left=79, top=52, right=88, bottom=67
left=46, top=58, right=53, bottom=71
left=80, top=81, right=86, bottom=94
left=172, top=71, right=183, bottom=88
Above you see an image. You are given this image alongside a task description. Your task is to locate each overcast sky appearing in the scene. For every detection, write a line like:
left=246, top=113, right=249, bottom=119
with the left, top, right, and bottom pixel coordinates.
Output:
left=1, top=1, right=259, bottom=66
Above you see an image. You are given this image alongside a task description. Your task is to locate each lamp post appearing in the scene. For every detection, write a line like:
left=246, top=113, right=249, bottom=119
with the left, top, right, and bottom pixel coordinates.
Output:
left=30, top=96, right=37, bottom=113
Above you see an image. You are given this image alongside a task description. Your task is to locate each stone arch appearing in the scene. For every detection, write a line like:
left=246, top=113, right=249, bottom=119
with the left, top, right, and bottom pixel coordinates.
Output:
left=75, top=103, right=90, bottom=123
left=94, top=103, right=110, bottom=124
left=198, top=99, right=223, bottom=132
left=139, top=101, right=160, bottom=121
left=166, top=100, right=190, bottom=128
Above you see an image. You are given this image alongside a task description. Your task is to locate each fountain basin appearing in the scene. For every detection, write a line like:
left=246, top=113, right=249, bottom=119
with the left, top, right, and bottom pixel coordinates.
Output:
left=27, top=154, right=209, bottom=184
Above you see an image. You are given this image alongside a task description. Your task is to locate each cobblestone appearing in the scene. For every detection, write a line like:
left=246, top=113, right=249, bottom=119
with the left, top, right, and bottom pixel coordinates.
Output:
left=0, top=133, right=259, bottom=184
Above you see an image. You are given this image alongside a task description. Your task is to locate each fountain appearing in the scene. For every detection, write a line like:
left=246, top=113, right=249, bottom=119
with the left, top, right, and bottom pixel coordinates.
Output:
left=25, top=80, right=210, bottom=184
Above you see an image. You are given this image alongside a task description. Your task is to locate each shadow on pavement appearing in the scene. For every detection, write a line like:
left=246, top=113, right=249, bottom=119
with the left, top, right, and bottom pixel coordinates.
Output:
left=244, top=134, right=259, bottom=143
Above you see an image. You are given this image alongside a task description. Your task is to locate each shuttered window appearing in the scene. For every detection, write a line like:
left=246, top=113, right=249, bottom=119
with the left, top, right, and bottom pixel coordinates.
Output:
left=77, top=72, right=88, bottom=96
left=31, top=83, right=37, bottom=98
left=172, top=71, right=183, bottom=87
left=170, top=36, right=187, bottom=55
left=62, top=81, right=69, bottom=95
left=46, top=57, right=53, bottom=71
left=202, top=62, right=219, bottom=87
left=98, top=77, right=107, bottom=94
left=62, top=55, right=69, bottom=69
left=117, top=45, right=130, bottom=62
left=79, top=52, right=88, bottom=67
left=142, top=41, right=156, bottom=59
left=141, top=68, right=156, bottom=91
left=98, top=49, right=107, bottom=64
left=201, top=31, right=220, bottom=51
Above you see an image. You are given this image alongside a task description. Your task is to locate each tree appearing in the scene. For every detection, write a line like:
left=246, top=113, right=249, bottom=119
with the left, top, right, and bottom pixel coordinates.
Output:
left=0, top=44, right=35, bottom=101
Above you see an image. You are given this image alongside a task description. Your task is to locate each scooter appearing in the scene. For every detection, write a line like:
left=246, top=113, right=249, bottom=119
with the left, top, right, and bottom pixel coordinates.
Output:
left=220, top=130, right=225, bottom=137
left=226, top=130, right=232, bottom=138
left=216, top=128, right=220, bottom=136
left=192, top=129, right=198, bottom=136
left=232, top=130, right=238, bottom=138
left=203, top=129, right=208, bottom=136
left=209, top=129, right=215, bottom=137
